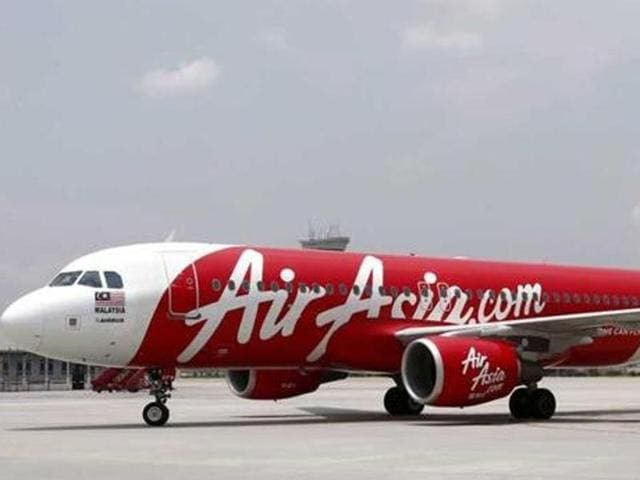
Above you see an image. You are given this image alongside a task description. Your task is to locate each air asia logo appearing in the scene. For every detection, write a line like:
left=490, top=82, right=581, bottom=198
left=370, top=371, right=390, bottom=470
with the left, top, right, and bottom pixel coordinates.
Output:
left=178, top=250, right=391, bottom=363
left=176, top=249, right=546, bottom=364
left=460, top=347, right=506, bottom=399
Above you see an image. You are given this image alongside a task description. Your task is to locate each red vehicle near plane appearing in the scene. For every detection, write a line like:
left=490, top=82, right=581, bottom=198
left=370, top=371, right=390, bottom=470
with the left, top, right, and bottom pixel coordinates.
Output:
left=2, top=242, right=640, bottom=426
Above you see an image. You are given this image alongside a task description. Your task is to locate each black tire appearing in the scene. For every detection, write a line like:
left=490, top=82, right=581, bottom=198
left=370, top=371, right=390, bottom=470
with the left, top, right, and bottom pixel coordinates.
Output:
left=384, top=387, right=403, bottom=415
left=530, top=388, right=556, bottom=420
left=143, top=402, right=170, bottom=427
left=384, top=387, right=424, bottom=416
left=509, top=388, right=531, bottom=420
left=406, top=396, right=425, bottom=415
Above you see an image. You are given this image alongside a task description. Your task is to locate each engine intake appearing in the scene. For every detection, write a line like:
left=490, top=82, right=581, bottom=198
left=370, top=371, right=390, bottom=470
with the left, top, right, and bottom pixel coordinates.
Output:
left=227, top=369, right=347, bottom=400
left=401, top=337, right=542, bottom=407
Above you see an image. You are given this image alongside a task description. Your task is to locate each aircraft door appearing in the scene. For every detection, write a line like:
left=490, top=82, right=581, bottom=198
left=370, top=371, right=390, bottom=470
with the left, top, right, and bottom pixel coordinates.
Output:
left=161, top=252, right=201, bottom=318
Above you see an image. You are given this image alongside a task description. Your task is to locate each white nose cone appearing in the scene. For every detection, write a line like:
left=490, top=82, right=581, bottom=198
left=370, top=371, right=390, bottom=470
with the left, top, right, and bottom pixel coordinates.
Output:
left=1, top=292, right=44, bottom=352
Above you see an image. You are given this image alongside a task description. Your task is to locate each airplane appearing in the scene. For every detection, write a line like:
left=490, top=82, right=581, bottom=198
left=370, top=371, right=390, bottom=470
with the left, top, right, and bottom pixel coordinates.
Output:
left=2, top=242, right=640, bottom=426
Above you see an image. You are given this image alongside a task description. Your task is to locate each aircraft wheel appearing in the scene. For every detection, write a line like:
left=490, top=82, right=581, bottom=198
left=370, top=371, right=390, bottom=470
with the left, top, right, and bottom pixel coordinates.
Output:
left=509, top=388, right=532, bottom=420
left=143, top=401, right=170, bottom=427
left=406, top=395, right=425, bottom=415
left=384, top=386, right=424, bottom=416
left=530, top=388, right=556, bottom=420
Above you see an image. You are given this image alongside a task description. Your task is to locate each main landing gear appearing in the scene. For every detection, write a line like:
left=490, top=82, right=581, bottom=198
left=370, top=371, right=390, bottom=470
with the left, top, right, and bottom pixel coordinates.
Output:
left=142, top=369, right=174, bottom=427
left=384, top=386, right=425, bottom=416
left=509, top=386, right=556, bottom=420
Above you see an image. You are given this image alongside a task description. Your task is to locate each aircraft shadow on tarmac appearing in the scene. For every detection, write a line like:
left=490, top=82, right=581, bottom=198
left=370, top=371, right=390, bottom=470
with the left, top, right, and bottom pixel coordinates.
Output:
left=12, top=407, right=640, bottom=432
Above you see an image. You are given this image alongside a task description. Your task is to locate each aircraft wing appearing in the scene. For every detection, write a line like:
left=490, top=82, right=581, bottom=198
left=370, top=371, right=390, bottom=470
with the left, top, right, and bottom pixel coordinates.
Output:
left=395, top=308, right=640, bottom=345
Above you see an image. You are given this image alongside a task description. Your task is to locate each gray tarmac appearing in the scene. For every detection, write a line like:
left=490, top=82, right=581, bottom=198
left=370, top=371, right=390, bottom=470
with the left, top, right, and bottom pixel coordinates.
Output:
left=1, top=377, right=639, bottom=480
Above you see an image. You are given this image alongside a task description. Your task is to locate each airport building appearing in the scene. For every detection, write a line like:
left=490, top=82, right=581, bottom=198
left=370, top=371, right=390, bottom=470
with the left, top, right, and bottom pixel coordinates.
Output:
left=299, top=225, right=350, bottom=252
left=0, top=335, right=98, bottom=391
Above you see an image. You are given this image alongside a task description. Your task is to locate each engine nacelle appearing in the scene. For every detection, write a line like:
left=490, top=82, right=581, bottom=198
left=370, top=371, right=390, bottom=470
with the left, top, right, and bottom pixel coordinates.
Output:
left=401, top=337, right=541, bottom=407
left=227, top=369, right=346, bottom=400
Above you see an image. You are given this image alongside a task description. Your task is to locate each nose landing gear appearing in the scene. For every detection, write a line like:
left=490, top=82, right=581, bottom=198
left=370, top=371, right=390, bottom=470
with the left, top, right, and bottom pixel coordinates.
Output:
left=143, top=401, right=169, bottom=427
left=142, top=368, right=174, bottom=427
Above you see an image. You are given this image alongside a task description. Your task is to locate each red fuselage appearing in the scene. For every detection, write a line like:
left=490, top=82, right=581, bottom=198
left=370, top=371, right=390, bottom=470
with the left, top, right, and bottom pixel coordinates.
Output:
left=129, top=246, right=640, bottom=371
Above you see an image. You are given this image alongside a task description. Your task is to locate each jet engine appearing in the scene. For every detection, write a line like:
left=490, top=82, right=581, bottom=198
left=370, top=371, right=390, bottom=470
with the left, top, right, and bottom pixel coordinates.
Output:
left=401, top=336, right=542, bottom=407
left=226, top=369, right=347, bottom=400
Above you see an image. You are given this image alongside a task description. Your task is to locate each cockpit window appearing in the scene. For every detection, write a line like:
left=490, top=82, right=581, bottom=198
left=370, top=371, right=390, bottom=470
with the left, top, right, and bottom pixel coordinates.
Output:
left=78, top=271, right=102, bottom=288
left=104, top=271, right=124, bottom=289
left=50, top=271, right=82, bottom=287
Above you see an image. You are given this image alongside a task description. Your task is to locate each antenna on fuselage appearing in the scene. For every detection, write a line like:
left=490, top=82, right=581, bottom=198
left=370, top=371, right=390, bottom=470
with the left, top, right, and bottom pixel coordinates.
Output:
left=163, top=229, right=177, bottom=243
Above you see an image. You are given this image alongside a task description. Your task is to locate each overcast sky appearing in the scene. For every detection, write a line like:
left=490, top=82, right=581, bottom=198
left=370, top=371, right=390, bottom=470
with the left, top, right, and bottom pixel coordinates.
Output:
left=2, top=0, right=640, bottom=307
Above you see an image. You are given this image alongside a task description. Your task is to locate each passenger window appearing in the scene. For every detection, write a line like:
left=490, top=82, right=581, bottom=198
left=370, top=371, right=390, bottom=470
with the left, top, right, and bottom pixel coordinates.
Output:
left=583, top=293, right=591, bottom=304
left=603, top=295, right=610, bottom=306
left=623, top=296, right=630, bottom=307
left=104, top=271, right=124, bottom=289
left=312, top=283, right=321, bottom=294
left=572, top=293, right=581, bottom=304
left=379, top=286, right=387, bottom=296
left=390, top=286, right=399, bottom=298
left=50, top=271, right=82, bottom=287
left=256, top=281, right=264, bottom=291
left=228, top=280, right=236, bottom=291
left=299, top=283, right=308, bottom=293
left=211, top=279, right=222, bottom=292
left=593, top=294, right=601, bottom=305
left=78, top=271, right=102, bottom=288
left=353, top=285, right=361, bottom=295
left=632, top=296, right=640, bottom=307
left=338, top=283, right=348, bottom=295
left=552, top=293, right=561, bottom=303
left=364, top=285, right=372, bottom=296
left=271, top=281, right=279, bottom=292
left=562, top=293, right=571, bottom=304
left=612, top=296, right=620, bottom=307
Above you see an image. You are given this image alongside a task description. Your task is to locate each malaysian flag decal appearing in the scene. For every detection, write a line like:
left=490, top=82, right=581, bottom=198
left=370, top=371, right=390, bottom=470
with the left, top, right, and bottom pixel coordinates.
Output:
left=95, top=291, right=126, bottom=314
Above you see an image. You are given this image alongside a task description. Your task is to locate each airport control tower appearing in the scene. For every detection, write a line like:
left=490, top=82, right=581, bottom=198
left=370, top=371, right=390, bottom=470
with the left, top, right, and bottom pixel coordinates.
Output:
left=299, top=224, right=350, bottom=252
